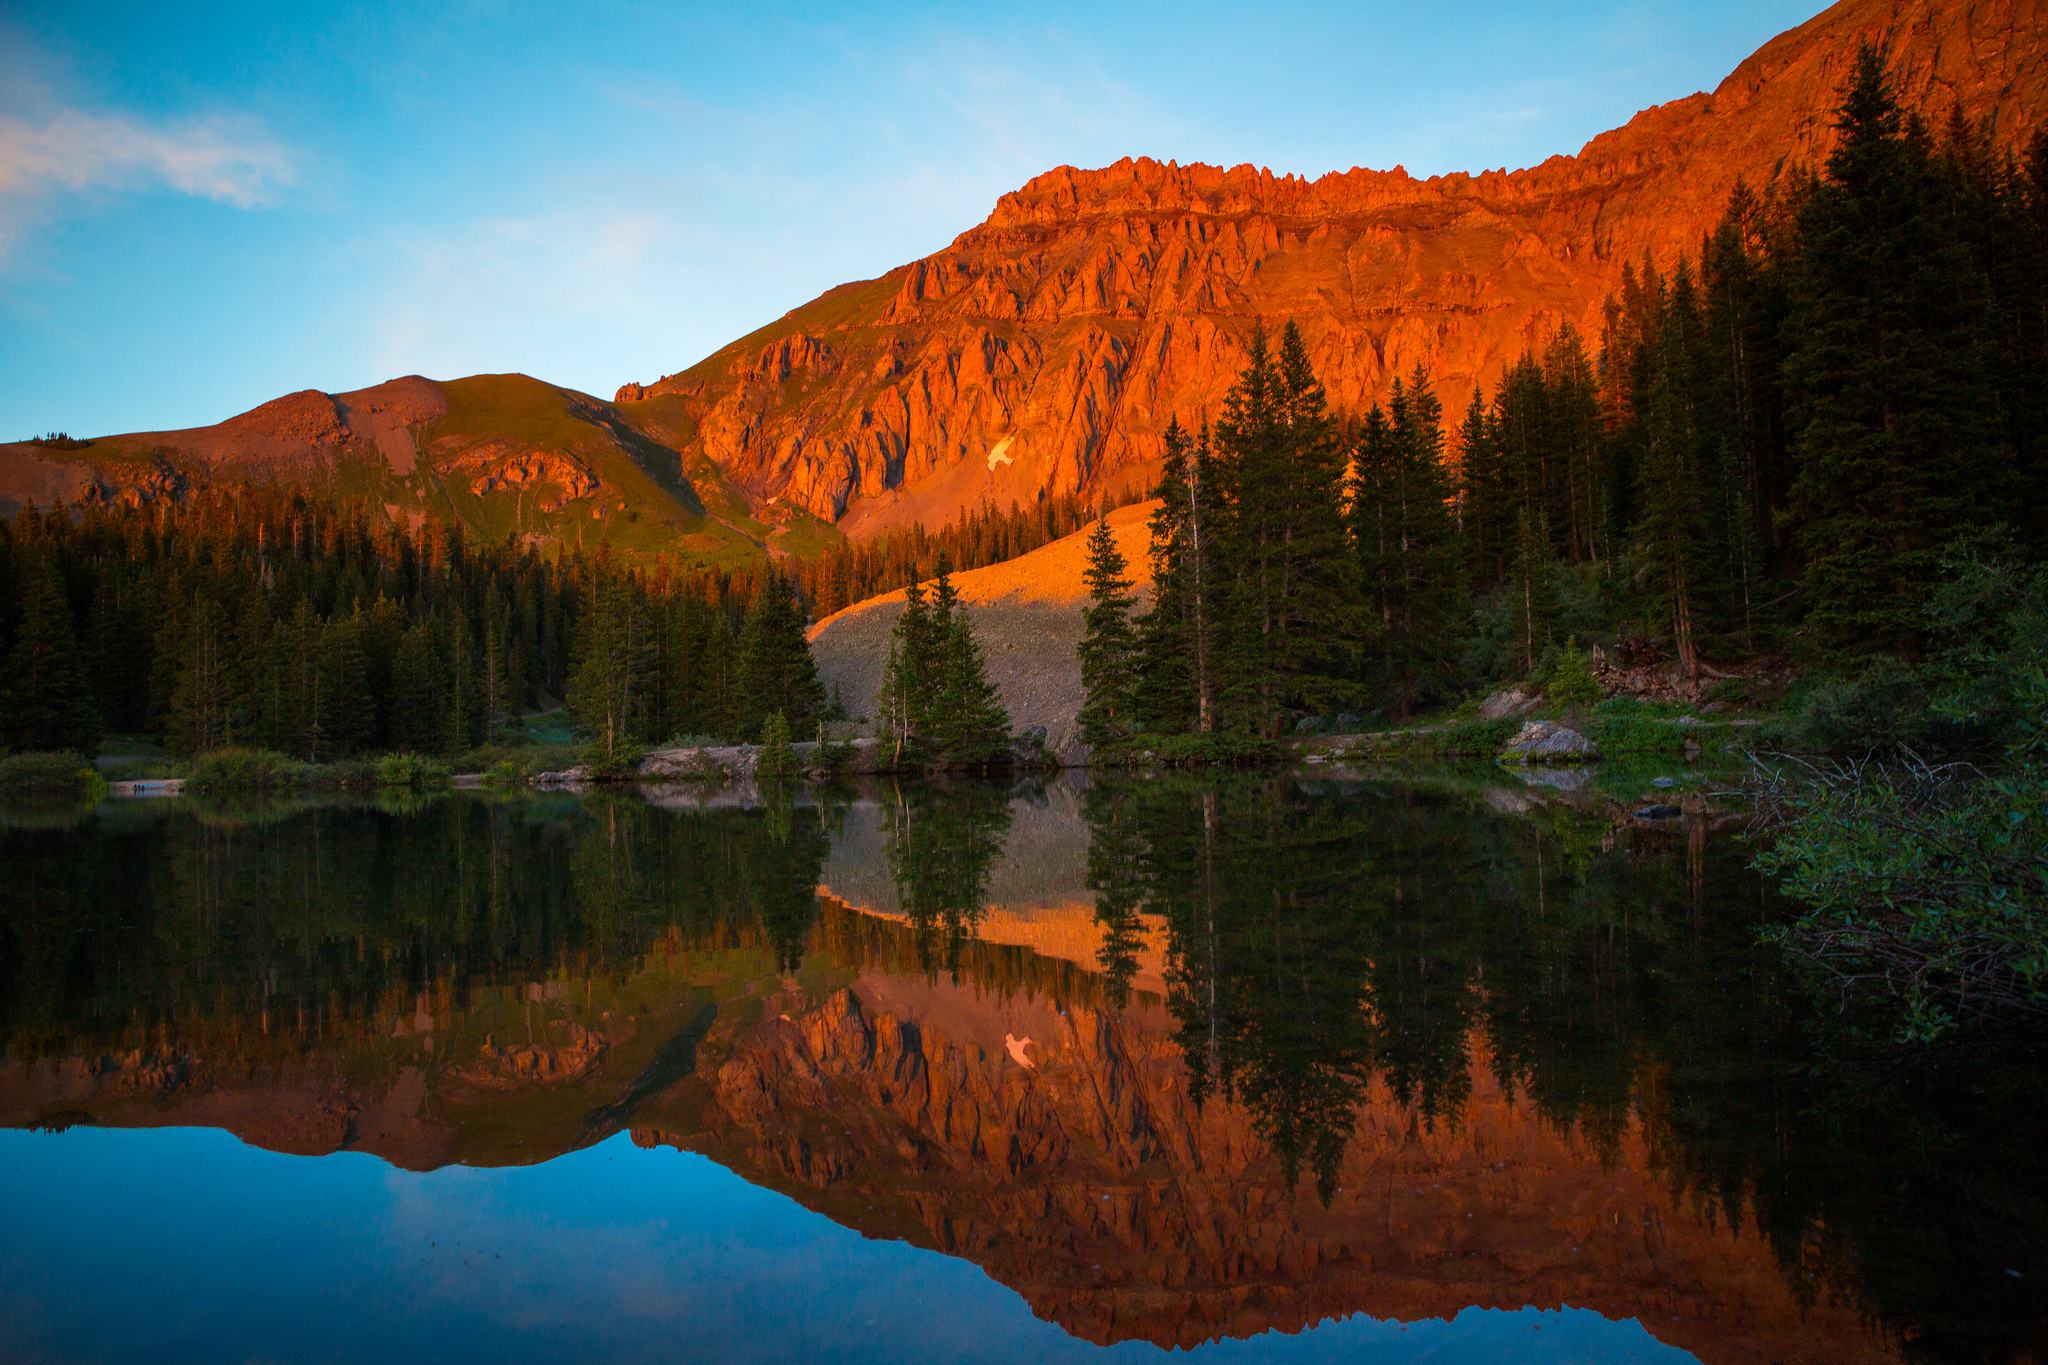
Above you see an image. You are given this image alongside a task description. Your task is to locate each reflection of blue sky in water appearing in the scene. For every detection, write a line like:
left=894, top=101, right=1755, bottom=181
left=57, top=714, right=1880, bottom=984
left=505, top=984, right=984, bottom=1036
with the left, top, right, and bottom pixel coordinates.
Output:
left=2, top=1127, right=1697, bottom=1364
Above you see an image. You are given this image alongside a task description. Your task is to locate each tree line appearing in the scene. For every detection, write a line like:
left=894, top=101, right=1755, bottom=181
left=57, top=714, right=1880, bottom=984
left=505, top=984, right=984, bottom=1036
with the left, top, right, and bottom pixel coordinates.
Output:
left=1082, top=47, right=2048, bottom=740
left=0, top=488, right=826, bottom=760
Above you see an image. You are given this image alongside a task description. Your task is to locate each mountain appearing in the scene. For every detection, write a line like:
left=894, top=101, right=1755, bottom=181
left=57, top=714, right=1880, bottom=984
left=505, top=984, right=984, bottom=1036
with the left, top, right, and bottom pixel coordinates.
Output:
left=0, top=373, right=840, bottom=562
left=8, top=0, right=2042, bottom=558
left=615, top=0, right=2047, bottom=539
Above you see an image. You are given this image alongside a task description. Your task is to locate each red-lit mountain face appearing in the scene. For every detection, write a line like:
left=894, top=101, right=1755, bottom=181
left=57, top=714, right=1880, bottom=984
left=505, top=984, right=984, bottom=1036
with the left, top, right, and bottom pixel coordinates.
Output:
left=617, top=0, right=2047, bottom=540
left=8, top=0, right=2041, bottom=559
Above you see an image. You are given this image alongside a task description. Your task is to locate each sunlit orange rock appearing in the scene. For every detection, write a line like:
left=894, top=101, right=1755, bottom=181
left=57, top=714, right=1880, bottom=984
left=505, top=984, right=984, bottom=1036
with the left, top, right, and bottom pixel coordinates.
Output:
left=617, top=0, right=2048, bottom=539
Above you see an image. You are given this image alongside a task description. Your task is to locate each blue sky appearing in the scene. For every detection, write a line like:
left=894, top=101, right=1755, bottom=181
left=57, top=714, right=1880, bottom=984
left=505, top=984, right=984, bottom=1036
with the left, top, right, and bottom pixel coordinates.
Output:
left=1, top=0, right=1825, bottom=439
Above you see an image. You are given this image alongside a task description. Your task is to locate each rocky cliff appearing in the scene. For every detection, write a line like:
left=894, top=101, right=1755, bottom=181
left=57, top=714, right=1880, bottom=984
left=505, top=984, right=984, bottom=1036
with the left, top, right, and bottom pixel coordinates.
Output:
left=637, top=970, right=1894, bottom=1363
left=618, top=0, right=2047, bottom=538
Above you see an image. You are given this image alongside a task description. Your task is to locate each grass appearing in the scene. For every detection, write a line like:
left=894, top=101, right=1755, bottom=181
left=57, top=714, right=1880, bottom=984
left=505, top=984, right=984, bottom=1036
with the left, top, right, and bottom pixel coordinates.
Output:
left=183, top=747, right=452, bottom=794
left=1095, top=734, right=1283, bottom=767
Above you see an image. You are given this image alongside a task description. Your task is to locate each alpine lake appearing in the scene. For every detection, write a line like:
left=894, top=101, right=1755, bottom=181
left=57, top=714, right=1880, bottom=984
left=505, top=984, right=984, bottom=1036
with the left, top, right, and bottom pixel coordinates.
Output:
left=0, top=767, right=2040, bottom=1364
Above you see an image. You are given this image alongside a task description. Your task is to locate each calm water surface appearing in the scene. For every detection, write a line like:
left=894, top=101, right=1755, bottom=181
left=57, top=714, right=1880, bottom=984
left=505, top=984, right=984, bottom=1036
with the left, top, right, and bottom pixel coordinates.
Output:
left=0, top=774, right=2040, bottom=1363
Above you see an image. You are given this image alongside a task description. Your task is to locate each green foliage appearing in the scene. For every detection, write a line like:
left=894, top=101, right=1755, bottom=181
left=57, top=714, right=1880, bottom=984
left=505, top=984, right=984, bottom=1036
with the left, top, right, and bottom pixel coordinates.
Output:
left=1133, top=418, right=1221, bottom=735
left=1361, top=717, right=1524, bottom=759
left=1076, top=516, right=1140, bottom=746
left=3, top=557, right=101, bottom=755
left=0, top=751, right=104, bottom=802
left=1547, top=638, right=1604, bottom=712
left=1353, top=369, right=1464, bottom=720
left=1782, top=46, right=2011, bottom=657
left=757, top=710, right=793, bottom=783
left=1756, top=748, right=2048, bottom=1040
left=734, top=573, right=824, bottom=741
left=875, top=554, right=1012, bottom=770
left=375, top=752, right=450, bottom=789
left=1093, top=733, right=1281, bottom=768
left=184, top=748, right=309, bottom=793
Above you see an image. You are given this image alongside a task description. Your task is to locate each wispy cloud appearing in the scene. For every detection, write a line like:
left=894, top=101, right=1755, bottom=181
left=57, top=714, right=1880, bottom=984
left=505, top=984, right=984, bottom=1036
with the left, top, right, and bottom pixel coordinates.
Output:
left=0, top=108, right=292, bottom=206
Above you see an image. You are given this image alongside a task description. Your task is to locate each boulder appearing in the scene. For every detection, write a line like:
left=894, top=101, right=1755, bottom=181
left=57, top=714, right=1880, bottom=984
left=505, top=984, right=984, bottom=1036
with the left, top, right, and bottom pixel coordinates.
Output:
left=1479, top=689, right=1542, bottom=720
left=1499, top=721, right=1601, bottom=764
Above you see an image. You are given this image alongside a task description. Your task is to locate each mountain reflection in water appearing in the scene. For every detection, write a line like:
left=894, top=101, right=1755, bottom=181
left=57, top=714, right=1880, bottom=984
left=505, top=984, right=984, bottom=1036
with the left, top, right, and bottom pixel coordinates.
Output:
left=0, top=776, right=2040, bottom=1364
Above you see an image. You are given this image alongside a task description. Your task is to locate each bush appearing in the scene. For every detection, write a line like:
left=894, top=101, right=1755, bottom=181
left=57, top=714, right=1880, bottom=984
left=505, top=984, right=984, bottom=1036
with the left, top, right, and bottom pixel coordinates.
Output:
left=1549, top=638, right=1604, bottom=712
left=1095, top=733, right=1282, bottom=768
left=757, top=711, right=793, bottom=783
left=577, top=740, right=645, bottom=780
left=185, top=748, right=308, bottom=793
left=1755, top=750, right=2047, bottom=1040
left=1365, top=717, right=1524, bottom=759
left=1754, top=660, right=2048, bottom=1040
left=1775, top=657, right=1951, bottom=753
left=376, top=752, right=450, bottom=789
left=0, top=751, right=106, bottom=801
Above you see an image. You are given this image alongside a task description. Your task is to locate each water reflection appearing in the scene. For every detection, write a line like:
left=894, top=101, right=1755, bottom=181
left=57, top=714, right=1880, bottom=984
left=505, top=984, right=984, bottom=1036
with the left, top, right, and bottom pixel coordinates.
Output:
left=0, top=777, right=2040, bottom=1363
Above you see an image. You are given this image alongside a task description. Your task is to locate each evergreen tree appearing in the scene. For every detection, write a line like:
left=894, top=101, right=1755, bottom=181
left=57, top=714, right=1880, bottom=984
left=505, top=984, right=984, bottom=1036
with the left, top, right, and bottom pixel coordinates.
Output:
left=1211, top=323, right=1357, bottom=732
left=1353, top=368, right=1465, bottom=718
left=1076, top=516, right=1140, bottom=747
left=1782, top=44, right=2006, bottom=655
left=566, top=548, right=653, bottom=762
left=169, top=595, right=234, bottom=753
left=1134, top=418, right=1219, bottom=734
left=735, top=572, right=825, bottom=742
left=878, top=554, right=1010, bottom=768
left=928, top=553, right=1011, bottom=767
left=2, top=558, right=100, bottom=754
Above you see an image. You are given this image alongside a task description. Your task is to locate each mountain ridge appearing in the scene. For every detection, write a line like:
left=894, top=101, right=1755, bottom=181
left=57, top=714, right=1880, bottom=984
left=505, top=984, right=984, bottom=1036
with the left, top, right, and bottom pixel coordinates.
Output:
left=8, top=0, right=2042, bottom=557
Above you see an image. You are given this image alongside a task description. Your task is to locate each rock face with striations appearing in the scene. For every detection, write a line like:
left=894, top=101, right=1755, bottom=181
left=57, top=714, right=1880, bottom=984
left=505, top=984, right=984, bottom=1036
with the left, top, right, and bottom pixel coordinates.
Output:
left=616, top=0, right=2047, bottom=539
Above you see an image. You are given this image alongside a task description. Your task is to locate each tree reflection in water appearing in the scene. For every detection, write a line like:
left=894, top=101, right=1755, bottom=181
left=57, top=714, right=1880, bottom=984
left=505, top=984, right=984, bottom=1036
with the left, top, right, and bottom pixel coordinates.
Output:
left=1080, top=773, right=2048, bottom=1362
left=0, top=781, right=2042, bottom=1362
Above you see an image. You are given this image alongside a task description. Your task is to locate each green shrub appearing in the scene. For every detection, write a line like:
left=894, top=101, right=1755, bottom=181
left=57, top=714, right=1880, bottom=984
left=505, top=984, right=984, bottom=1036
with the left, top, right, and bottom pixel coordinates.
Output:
left=1548, top=639, right=1604, bottom=712
left=1365, top=717, right=1524, bottom=759
left=100, top=760, right=182, bottom=784
left=1096, top=733, right=1282, bottom=767
left=1777, top=657, right=1951, bottom=753
left=376, top=752, right=450, bottom=789
left=0, top=752, right=106, bottom=801
left=577, top=740, right=645, bottom=780
left=185, top=748, right=308, bottom=793
left=758, top=711, right=793, bottom=783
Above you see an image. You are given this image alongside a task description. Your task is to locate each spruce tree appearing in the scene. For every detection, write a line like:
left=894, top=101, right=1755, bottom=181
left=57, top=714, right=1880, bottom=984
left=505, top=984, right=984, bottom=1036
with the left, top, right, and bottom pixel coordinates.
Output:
left=1212, top=323, right=1357, bottom=732
left=566, top=549, right=652, bottom=762
left=735, top=572, right=825, bottom=742
left=2, top=558, right=100, bottom=755
left=1077, top=516, right=1139, bottom=747
left=1134, top=418, right=1218, bottom=734
left=928, top=553, right=1011, bottom=767
left=1782, top=44, right=2004, bottom=655
left=1354, top=368, right=1465, bottom=718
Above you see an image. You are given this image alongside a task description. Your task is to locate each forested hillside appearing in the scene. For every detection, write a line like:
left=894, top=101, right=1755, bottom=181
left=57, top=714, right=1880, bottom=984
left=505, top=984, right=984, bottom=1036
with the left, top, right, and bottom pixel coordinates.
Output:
left=1085, top=50, right=2047, bottom=742
left=0, top=488, right=825, bottom=762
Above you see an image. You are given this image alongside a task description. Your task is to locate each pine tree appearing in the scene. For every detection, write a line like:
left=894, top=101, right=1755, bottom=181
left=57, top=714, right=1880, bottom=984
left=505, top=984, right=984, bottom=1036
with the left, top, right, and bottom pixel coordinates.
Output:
left=1782, top=44, right=2005, bottom=655
left=928, top=553, right=1011, bottom=767
left=2, top=558, right=100, bottom=754
left=1353, top=367, right=1465, bottom=718
left=735, top=572, right=825, bottom=742
left=566, top=551, right=653, bottom=762
left=1134, top=418, right=1219, bottom=734
left=1211, top=323, right=1357, bottom=732
left=169, top=595, right=234, bottom=753
left=1077, top=516, right=1140, bottom=747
